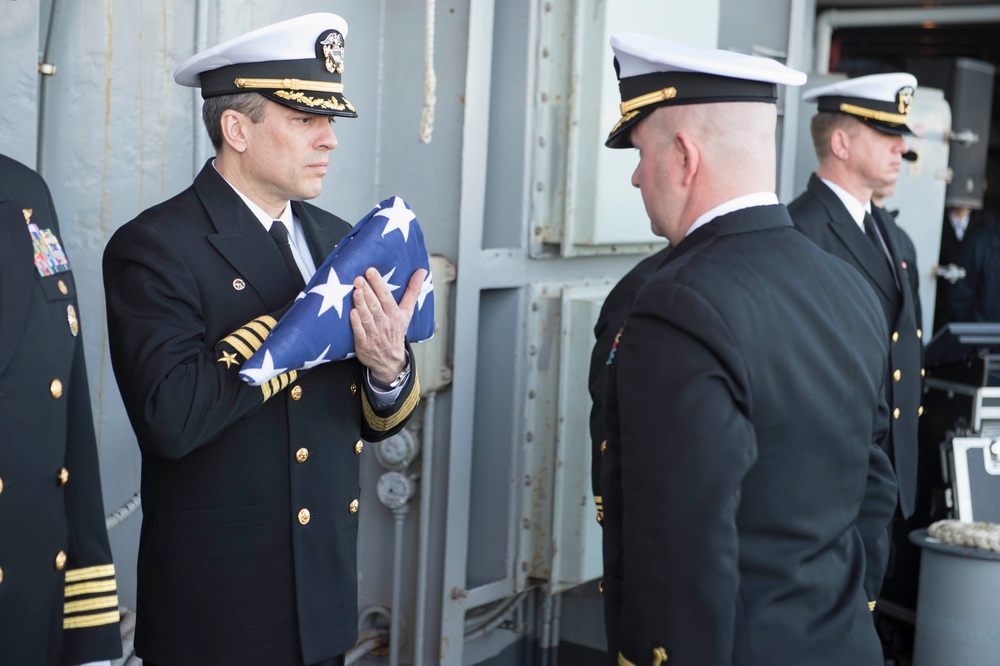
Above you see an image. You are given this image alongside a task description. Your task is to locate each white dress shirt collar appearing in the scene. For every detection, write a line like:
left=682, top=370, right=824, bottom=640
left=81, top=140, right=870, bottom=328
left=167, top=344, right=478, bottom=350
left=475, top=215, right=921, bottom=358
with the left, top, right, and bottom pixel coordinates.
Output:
left=819, top=177, right=870, bottom=230
left=685, top=192, right=780, bottom=238
left=949, top=209, right=971, bottom=242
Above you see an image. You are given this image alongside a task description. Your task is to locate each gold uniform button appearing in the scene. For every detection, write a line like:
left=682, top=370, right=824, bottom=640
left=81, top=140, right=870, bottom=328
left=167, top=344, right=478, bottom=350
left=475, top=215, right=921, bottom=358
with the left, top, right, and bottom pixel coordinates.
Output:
left=917, top=328, right=923, bottom=339
left=298, top=508, right=311, bottom=525
left=290, top=385, right=303, bottom=401
left=58, top=468, right=69, bottom=485
left=893, top=369, right=902, bottom=382
left=596, top=511, right=603, bottom=525
left=57, top=279, right=68, bottom=295
left=349, top=499, right=359, bottom=514
left=893, top=407, right=901, bottom=420
left=892, top=331, right=899, bottom=343
left=354, top=440, right=364, bottom=455
left=918, top=406, right=924, bottom=417
left=0, top=565, right=3, bottom=584
left=0, top=477, right=3, bottom=495
left=295, top=448, right=309, bottom=463
left=921, top=368, right=926, bottom=378
left=598, top=580, right=604, bottom=596
left=350, top=382, right=358, bottom=395
left=50, top=379, right=63, bottom=399
left=54, top=551, right=67, bottom=571
left=600, top=440, right=607, bottom=454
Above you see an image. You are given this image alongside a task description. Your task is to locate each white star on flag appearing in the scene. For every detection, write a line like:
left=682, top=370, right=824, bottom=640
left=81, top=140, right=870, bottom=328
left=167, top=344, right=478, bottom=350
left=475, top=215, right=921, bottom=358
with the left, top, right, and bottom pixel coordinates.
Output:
left=417, top=271, right=434, bottom=310
left=376, top=196, right=416, bottom=243
left=308, top=267, right=355, bottom=317
left=238, top=195, right=435, bottom=388
left=383, top=266, right=401, bottom=293
left=301, top=346, right=332, bottom=370
left=240, top=350, right=287, bottom=386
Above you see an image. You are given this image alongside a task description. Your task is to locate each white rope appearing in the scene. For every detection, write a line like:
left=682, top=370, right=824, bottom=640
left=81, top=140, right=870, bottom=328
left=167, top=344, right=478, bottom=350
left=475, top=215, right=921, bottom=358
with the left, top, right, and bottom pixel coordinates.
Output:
left=105, top=492, right=142, bottom=531
left=419, top=0, right=437, bottom=144
left=928, top=519, right=1000, bottom=552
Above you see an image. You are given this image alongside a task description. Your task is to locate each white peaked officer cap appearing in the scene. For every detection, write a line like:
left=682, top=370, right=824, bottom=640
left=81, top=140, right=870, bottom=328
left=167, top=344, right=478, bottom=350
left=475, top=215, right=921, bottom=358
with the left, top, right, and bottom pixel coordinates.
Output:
left=803, top=72, right=918, bottom=136
left=606, top=33, right=807, bottom=149
left=173, top=13, right=357, bottom=118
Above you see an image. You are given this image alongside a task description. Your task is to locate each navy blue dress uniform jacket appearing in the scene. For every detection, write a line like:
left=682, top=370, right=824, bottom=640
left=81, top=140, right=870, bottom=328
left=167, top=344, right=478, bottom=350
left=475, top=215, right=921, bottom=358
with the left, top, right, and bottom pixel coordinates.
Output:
left=789, top=175, right=922, bottom=519
left=103, top=161, right=419, bottom=666
left=0, top=154, right=122, bottom=665
left=601, top=205, right=897, bottom=666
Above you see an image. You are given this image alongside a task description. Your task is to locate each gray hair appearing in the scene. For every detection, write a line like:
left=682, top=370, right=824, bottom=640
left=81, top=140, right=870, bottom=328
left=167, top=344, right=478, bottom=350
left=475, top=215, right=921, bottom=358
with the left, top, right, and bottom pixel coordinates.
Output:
left=202, top=93, right=270, bottom=151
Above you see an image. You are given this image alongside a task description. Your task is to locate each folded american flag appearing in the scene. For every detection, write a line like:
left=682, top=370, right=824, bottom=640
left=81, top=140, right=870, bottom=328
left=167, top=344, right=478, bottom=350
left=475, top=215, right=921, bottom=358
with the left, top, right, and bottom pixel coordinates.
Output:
left=239, top=196, right=434, bottom=386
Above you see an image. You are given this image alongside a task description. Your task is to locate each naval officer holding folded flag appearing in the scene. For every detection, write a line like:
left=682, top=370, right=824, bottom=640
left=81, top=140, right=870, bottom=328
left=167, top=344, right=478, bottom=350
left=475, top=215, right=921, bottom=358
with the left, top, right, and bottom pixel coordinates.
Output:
left=103, top=13, right=426, bottom=666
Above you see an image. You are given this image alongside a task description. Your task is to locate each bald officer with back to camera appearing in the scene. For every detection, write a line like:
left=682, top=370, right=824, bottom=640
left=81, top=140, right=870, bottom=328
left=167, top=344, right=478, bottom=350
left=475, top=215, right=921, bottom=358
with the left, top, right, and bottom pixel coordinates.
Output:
left=103, top=14, right=424, bottom=666
left=598, top=35, right=897, bottom=666
left=789, top=74, right=923, bottom=523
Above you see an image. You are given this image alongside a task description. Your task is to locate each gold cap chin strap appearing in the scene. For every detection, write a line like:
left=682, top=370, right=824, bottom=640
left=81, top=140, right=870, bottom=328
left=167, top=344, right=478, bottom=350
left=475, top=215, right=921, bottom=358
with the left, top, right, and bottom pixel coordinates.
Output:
left=839, top=102, right=908, bottom=125
left=235, top=77, right=344, bottom=93
left=620, top=86, right=678, bottom=115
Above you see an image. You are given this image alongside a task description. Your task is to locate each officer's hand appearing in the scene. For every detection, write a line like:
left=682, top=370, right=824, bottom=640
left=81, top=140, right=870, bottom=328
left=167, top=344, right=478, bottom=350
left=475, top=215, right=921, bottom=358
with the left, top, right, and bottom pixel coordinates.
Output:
left=350, top=266, right=426, bottom=382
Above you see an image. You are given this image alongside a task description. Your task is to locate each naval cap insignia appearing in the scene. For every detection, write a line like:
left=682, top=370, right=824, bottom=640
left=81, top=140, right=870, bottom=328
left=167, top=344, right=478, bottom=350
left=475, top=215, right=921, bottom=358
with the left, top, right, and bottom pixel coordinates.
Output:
left=896, top=86, right=914, bottom=115
left=318, top=30, right=345, bottom=75
left=232, top=278, right=246, bottom=291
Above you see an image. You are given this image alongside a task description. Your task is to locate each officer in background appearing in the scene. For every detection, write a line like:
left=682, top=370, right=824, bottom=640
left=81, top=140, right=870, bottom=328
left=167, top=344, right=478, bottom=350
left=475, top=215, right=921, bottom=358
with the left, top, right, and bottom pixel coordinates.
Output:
left=947, top=220, right=1000, bottom=322
left=599, top=35, right=896, bottom=665
left=103, top=14, right=423, bottom=666
left=789, top=73, right=923, bottom=523
left=0, top=153, right=121, bottom=665
left=872, top=158, right=923, bottom=334
left=935, top=203, right=995, bottom=330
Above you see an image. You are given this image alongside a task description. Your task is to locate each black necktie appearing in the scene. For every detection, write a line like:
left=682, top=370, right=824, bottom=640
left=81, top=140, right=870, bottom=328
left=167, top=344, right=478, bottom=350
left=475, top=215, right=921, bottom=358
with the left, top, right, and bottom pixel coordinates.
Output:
left=863, top=212, right=887, bottom=258
left=269, top=221, right=306, bottom=291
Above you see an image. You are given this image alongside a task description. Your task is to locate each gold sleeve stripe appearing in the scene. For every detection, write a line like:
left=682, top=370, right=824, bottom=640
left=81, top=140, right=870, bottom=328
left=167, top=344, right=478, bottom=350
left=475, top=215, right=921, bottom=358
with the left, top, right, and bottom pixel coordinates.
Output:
left=261, top=370, right=298, bottom=403
left=869, top=600, right=877, bottom=611
left=64, top=609, right=120, bottom=630
left=64, top=564, right=115, bottom=583
left=234, top=328, right=264, bottom=352
left=617, top=653, right=638, bottom=666
left=362, top=372, right=420, bottom=432
left=245, top=320, right=271, bottom=341
left=65, top=594, right=119, bottom=615
left=65, top=579, right=118, bottom=597
left=255, top=315, right=278, bottom=329
left=222, top=335, right=255, bottom=360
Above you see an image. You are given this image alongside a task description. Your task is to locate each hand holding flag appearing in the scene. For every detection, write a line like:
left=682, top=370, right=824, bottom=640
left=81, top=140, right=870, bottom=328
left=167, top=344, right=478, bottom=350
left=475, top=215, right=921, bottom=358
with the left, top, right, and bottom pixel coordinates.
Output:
left=238, top=196, right=435, bottom=386
left=350, top=265, right=426, bottom=384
